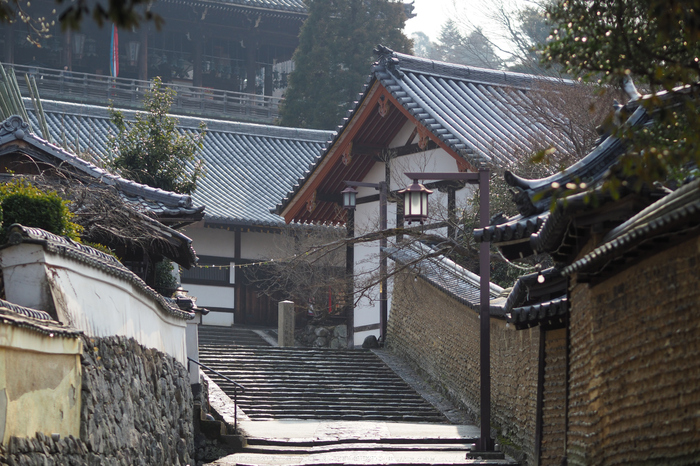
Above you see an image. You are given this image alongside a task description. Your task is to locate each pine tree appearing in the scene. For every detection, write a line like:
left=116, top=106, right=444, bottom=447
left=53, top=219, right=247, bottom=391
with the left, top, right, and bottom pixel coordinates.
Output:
left=432, top=20, right=501, bottom=69
left=279, top=0, right=412, bottom=130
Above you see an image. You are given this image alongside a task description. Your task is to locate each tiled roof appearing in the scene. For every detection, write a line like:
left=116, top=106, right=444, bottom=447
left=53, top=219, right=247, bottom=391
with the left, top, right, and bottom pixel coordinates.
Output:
left=369, top=46, right=574, bottom=167
left=0, top=300, right=82, bottom=337
left=386, top=242, right=503, bottom=310
left=563, top=177, right=700, bottom=277
left=276, top=47, right=578, bottom=218
left=474, top=83, right=699, bottom=261
left=3, top=113, right=204, bottom=223
left=489, top=267, right=568, bottom=329
left=0, top=114, right=199, bottom=267
left=508, top=297, right=568, bottom=330
left=163, top=0, right=307, bottom=15
left=26, top=100, right=333, bottom=227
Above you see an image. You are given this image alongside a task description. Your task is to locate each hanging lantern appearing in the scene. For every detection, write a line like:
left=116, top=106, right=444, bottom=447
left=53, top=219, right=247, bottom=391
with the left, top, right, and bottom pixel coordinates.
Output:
left=341, top=186, right=358, bottom=210
left=73, top=33, right=86, bottom=59
left=128, top=41, right=140, bottom=66
left=399, top=179, right=432, bottom=224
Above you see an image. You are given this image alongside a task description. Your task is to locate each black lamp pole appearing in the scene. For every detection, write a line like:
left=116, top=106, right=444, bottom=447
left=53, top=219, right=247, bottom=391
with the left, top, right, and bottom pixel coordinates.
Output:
left=403, top=167, right=500, bottom=456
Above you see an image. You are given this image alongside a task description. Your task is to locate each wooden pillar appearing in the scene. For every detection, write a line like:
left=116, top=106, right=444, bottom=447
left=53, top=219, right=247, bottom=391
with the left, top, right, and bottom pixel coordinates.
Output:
left=192, top=28, right=203, bottom=88
left=234, top=227, right=244, bottom=324
left=264, top=63, right=273, bottom=96
left=63, top=30, right=72, bottom=70
left=346, top=209, right=354, bottom=348
left=138, top=26, right=148, bottom=81
left=245, top=40, right=257, bottom=94
left=448, top=187, right=456, bottom=239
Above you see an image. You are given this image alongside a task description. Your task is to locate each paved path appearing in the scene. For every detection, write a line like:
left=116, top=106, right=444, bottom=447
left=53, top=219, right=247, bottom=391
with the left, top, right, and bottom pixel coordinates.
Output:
left=198, top=328, right=516, bottom=465
left=207, top=419, right=512, bottom=465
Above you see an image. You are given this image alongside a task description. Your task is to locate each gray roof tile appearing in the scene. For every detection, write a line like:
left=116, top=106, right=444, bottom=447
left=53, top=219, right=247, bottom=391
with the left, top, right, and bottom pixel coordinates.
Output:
left=277, top=48, right=578, bottom=215
left=563, top=178, right=700, bottom=277
left=27, top=100, right=333, bottom=227
left=162, top=0, right=307, bottom=14
left=386, top=242, right=503, bottom=310
left=371, top=48, right=575, bottom=167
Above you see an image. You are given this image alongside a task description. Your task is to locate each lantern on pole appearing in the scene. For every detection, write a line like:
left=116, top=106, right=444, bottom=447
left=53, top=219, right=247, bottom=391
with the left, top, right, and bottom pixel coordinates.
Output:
left=341, top=186, right=358, bottom=210
left=399, top=179, right=432, bottom=224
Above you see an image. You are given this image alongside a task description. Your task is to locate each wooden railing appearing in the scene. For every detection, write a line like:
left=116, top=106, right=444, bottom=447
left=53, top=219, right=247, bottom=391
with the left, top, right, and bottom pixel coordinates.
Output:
left=3, top=63, right=282, bottom=123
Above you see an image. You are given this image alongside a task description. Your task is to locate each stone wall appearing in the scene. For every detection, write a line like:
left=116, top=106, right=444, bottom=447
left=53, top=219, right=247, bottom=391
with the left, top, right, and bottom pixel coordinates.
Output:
left=387, top=274, right=540, bottom=464
left=540, top=328, right=567, bottom=466
left=297, top=323, right=348, bottom=348
left=566, top=235, right=700, bottom=465
left=2, top=335, right=194, bottom=466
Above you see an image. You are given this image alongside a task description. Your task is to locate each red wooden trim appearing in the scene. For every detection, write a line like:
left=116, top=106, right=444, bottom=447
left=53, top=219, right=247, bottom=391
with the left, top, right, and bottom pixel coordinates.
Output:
left=283, top=81, right=384, bottom=223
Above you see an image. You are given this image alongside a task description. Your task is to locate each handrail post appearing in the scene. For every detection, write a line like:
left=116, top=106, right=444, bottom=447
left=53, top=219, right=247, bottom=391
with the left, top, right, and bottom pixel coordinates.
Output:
left=188, top=357, right=245, bottom=433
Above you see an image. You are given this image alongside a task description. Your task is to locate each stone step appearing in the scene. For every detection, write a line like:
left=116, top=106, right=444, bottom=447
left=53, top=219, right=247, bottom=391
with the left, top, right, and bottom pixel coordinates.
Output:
left=198, top=346, right=448, bottom=423
left=242, top=442, right=474, bottom=455
left=198, top=326, right=272, bottom=347
left=245, top=437, right=478, bottom=447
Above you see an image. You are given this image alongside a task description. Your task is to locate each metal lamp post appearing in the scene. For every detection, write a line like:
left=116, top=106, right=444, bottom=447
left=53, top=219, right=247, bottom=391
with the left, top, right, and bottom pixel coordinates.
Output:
left=342, top=181, right=389, bottom=344
left=402, top=167, right=501, bottom=457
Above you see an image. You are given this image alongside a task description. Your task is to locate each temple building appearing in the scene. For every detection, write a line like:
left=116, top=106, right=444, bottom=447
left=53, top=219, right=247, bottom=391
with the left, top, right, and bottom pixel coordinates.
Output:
left=1, top=0, right=306, bottom=97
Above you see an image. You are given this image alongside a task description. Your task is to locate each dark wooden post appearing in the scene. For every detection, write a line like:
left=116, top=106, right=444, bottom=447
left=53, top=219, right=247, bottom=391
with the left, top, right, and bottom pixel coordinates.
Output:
left=138, top=26, right=148, bottom=81
left=192, top=28, right=203, bottom=88
left=346, top=209, right=355, bottom=348
left=245, top=40, right=257, bottom=94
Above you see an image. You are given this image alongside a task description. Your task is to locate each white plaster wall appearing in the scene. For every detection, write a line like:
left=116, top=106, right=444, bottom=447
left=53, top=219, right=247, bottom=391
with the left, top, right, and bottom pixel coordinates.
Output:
left=240, top=231, right=277, bottom=260
left=183, top=284, right=235, bottom=309
left=182, top=224, right=236, bottom=257
left=186, top=314, right=201, bottom=384
left=201, top=311, right=234, bottom=327
left=0, top=244, right=189, bottom=364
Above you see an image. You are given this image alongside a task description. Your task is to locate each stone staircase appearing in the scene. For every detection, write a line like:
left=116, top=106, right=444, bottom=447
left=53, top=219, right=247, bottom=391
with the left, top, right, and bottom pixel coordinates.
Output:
left=198, top=325, right=272, bottom=347
left=197, top=345, right=449, bottom=423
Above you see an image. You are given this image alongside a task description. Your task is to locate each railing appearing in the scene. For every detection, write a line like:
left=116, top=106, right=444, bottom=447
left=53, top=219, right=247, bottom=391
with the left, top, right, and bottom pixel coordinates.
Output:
left=2, top=63, right=283, bottom=124
left=188, top=357, right=246, bottom=431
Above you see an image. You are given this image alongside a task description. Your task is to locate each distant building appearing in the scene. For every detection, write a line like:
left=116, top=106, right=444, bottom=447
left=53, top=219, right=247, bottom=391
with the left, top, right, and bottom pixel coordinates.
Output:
left=1, top=0, right=306, bottom=97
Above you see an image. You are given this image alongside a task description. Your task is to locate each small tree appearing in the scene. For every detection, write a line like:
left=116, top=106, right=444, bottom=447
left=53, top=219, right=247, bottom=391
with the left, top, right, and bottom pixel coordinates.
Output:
left=109, top=77, right=205, bottom=195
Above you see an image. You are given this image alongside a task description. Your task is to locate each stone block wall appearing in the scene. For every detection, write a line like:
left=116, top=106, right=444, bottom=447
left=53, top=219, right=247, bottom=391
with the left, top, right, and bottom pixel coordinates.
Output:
left=2, top=335, right=194, bottom=465
left=540, top=328, right=567, bottom=466
left=387, top=274, right=540, bottom=464
left=566, top=235, right=700, bottom=465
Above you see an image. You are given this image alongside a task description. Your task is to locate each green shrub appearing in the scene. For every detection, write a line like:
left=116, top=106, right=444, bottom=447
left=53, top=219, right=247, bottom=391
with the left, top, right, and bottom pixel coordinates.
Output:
left=0, top=180, right=82, bottom=241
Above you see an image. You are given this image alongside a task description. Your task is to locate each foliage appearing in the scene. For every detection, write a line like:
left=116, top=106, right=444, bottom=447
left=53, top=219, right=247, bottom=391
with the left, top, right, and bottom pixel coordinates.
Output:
left=543, top=0, right=700, bottom=191
left=279, top=0, right=413, bottom=130
left=154, top=260, right=178, bottom=292
left=109, top=77, right=205, bottom=195
left=84, top=241, right=117, bottom=258
left=0, top=179, right=82, bottom=241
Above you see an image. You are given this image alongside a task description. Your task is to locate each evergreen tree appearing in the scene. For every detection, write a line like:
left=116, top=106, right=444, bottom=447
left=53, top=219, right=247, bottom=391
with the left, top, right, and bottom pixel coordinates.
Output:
left=432, top=20, right=502, bottom=69
left=410, top=32, right=434, bottom=59
left=279, top=0, right=412, bottom=130
left=109, top=77, right=205, bottom=195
